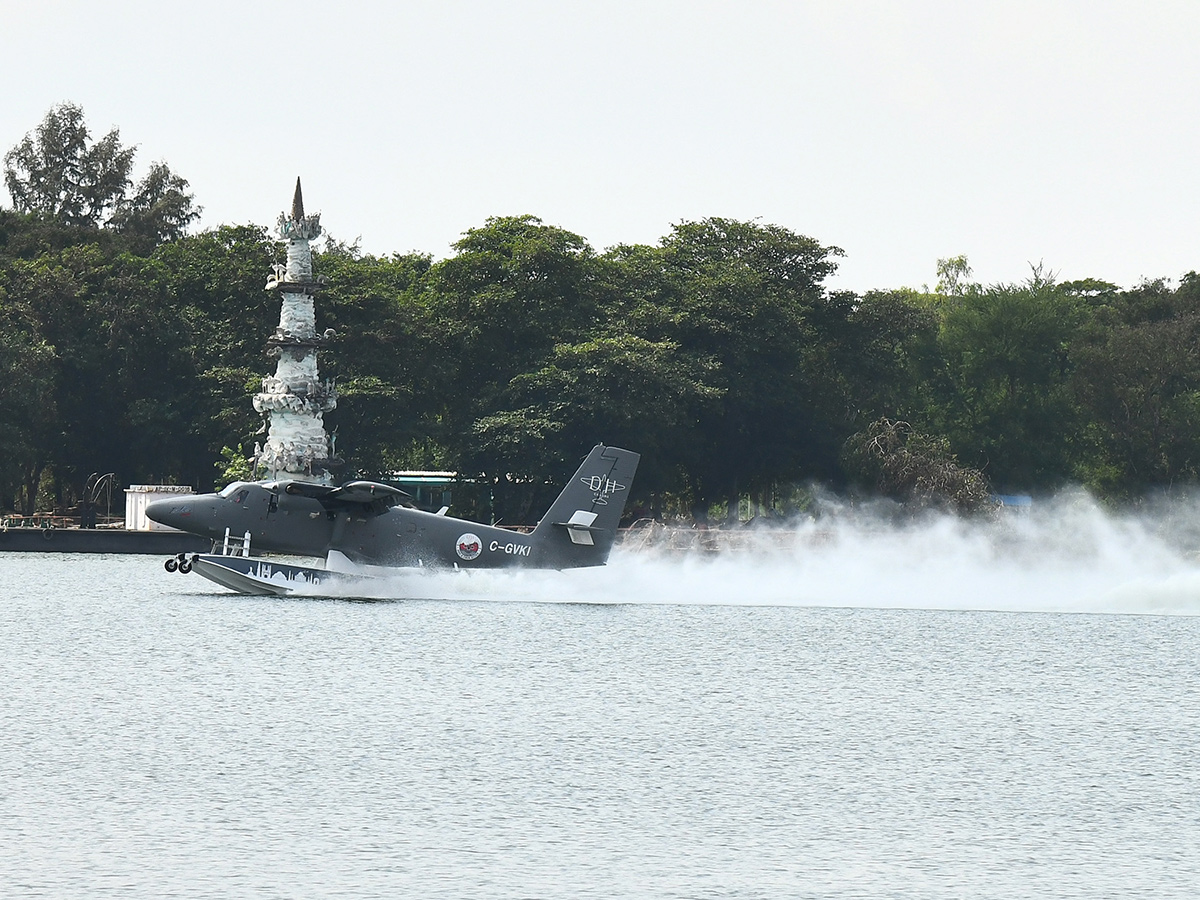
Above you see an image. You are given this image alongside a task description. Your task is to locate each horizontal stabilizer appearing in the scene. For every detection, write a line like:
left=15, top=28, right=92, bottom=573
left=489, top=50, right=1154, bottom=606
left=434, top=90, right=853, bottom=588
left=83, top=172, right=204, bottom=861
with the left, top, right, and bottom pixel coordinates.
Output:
left=560, top=509, right=599, bottom=545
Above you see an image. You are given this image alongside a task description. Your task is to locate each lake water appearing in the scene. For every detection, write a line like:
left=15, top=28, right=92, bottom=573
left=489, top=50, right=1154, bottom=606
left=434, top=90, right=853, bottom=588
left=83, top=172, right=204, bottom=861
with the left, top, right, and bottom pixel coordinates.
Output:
left=3, top=499, right=1200, bottom=898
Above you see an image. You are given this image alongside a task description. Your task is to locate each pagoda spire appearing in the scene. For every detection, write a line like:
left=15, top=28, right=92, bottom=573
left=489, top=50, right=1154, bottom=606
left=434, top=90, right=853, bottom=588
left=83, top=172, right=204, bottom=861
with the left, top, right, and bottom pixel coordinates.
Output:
left=252, top=180, right=340, bottom=482
left=291, top=176, right=304, bottom=221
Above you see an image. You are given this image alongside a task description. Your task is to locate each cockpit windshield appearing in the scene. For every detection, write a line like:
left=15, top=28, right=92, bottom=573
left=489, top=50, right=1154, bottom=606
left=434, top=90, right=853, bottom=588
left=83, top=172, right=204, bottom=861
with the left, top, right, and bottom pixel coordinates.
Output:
left=219, top=482, right=248, bottom=499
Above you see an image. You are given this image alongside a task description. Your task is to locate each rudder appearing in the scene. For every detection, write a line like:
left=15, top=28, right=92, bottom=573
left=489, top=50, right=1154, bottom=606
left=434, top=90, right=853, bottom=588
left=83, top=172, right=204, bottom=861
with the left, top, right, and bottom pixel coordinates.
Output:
left=532, top=444, right=641, bottom=565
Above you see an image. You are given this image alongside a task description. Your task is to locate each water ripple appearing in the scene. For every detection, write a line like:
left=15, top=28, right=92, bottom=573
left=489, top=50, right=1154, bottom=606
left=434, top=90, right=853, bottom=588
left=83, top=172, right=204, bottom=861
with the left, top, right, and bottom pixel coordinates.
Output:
left=1, top=553, right=1199, bottom=897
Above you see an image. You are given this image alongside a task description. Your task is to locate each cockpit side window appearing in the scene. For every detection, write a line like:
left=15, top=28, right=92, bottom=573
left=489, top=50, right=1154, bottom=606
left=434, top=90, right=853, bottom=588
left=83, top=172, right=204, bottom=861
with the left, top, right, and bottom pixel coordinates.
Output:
left=219, top=483, right=252, bottom=504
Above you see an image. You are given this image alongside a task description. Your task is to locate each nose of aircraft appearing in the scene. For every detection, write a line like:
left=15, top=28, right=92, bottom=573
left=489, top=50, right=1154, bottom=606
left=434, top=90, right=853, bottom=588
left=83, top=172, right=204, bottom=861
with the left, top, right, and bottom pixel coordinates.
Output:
left=145, top=495, right=200, bottom=531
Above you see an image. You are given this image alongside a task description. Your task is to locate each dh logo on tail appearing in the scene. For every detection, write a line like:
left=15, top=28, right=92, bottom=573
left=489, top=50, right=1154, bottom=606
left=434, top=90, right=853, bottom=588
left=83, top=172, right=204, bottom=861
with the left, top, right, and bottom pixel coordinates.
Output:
left=580, top=475, right=626, bottom=505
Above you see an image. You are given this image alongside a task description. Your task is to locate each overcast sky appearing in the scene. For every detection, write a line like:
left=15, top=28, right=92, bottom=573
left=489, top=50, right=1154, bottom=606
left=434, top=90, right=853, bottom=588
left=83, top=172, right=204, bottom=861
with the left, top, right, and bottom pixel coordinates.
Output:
left=3, top=0, right=1199, bottom=292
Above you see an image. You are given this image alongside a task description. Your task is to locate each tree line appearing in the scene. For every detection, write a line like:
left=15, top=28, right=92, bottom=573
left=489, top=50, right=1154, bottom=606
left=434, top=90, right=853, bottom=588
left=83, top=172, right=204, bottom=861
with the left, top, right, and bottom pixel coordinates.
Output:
left=4, top=104, right=1200, bottom=523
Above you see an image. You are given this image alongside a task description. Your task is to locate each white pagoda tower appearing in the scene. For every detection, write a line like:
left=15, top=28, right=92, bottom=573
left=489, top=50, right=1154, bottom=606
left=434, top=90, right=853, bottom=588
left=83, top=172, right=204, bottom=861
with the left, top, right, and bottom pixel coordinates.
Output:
left=253, top=179, right=339, bottom=482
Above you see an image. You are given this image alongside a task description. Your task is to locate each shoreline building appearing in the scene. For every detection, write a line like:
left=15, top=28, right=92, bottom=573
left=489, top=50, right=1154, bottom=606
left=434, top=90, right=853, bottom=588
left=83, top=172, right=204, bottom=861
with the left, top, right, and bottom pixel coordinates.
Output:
left=253, top=179, right=340, bottom=483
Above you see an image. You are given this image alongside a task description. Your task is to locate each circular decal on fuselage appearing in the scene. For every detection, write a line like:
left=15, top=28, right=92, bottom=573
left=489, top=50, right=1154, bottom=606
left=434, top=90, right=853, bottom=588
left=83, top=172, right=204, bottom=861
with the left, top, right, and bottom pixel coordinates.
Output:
left=456, top=532, right=482, bottom=561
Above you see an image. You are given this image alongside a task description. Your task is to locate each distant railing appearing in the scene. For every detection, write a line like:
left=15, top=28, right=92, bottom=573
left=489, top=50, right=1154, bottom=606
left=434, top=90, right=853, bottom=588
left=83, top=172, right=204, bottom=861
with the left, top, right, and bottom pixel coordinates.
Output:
left=615, top=519, right=828, bottom=553
left=493, top=519, right=816, bottom=550
left=1, top=515, right=75, bottom=530
left=1, top=514, right=125, bottom=530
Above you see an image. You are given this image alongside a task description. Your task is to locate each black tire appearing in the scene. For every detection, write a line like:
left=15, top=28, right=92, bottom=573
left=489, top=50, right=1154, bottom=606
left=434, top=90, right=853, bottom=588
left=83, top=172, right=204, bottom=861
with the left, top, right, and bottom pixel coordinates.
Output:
left=164, top=558, right=178, bottom=573
left=42, top=527, right=52, bottom=541
left=178, top=560, right=192, bottom=574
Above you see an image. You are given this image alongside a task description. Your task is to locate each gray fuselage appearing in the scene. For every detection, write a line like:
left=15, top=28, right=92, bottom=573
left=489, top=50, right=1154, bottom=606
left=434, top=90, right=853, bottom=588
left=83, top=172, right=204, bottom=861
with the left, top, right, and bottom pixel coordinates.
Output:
left=144, top=445, right=641, bottom=571
left=146, top=482, right=597, bottom=569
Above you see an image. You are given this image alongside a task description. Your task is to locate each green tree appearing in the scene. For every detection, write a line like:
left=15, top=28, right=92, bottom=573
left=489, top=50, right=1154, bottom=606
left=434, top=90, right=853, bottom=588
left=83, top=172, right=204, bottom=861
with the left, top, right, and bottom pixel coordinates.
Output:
left=424, top=215, right=604, bottom=518
left=472, top=333, right=721, bottom=509
left=0, top=240, right=202, bottom=508
left=641, top=218, right=847, bottom=518
left=935, top=267, right=1085, bottom=490
left=1070, top=275, right=1200, bottom=492
left=311, top=241, right=437, bottom=476
left=597, top=221, right=929, bottom=519
left=3, top=102, right=135, bottom=228
left=0, top=286, right=57, bottom=513
left=4, top=104, right=200, bottom=256
left=833, top=289, right=940, bottom=425
left=153, top=224, right=284, bottom=486
left=110, top=161, right=201, bottom=252
left=935, top=254, right=974, bottom=296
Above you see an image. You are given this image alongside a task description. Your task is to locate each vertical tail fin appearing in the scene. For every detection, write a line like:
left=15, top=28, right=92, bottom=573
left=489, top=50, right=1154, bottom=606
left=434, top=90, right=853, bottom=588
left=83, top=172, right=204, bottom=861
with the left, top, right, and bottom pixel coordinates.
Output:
left=531, top=444, right=640, bottom=566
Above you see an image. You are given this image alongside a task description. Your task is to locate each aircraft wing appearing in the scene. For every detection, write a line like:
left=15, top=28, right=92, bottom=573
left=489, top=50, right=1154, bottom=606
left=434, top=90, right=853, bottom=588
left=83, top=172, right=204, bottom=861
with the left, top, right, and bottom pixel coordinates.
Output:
left=277, top=479, right=412, bottom=513
left=326, top=481, right=412, bottom=505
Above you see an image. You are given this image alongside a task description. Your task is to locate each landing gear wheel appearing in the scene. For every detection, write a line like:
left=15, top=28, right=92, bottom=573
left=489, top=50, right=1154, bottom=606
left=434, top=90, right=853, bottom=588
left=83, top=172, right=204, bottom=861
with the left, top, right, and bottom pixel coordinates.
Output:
left=178, top=560, right=192, bottom=574
left=164, top=558, right=178, bottom=573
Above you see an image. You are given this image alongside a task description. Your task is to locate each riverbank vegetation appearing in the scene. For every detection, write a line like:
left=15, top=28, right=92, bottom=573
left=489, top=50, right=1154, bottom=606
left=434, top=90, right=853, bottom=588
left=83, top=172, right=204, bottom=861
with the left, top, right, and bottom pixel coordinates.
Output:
left=4, top=105, right=1200, bottom=522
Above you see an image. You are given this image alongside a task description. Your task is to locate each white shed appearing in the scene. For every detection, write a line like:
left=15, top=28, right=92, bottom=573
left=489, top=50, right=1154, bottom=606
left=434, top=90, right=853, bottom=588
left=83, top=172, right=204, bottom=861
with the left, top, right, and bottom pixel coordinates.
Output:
left=125, top=485, right=195, bottom=532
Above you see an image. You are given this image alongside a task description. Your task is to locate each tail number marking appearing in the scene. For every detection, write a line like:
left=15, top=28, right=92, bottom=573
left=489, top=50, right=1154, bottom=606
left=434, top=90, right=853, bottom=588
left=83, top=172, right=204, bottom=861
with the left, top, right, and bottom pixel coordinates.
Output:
left=580, top=475, right=626, bottom=505
left=490, top=540, right=531, bottom=557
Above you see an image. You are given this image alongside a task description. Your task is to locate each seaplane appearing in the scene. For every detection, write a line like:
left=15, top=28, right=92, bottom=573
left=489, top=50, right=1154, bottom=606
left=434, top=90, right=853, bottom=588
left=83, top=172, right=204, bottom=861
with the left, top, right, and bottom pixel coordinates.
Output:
left=148, top=444, right=639, bottom=596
